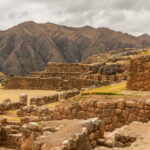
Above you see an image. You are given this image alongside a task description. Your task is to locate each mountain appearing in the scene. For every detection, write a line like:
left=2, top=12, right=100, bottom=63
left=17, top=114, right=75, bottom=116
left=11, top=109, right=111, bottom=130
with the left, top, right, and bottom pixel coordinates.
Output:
left=138, top=34, right=150, bottom=46
left=0, top=21, right=150, bottom=75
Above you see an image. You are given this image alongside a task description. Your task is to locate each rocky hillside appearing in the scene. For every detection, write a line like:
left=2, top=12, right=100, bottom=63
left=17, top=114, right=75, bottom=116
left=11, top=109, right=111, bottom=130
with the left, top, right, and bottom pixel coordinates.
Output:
left=82, top=48, right=150, bottom=64
left=0, top=21, right=150, bottom=75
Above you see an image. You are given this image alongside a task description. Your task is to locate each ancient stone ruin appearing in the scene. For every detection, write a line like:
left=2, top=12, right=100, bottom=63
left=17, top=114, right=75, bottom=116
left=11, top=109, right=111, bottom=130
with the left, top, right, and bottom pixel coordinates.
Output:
left=2, top=93, right=150, bottom=150
left=0, top=94, right=28, bottom=114
left=127, top=54, right=150, bottom=90
left=18, top=98, right=150, bottom=131
left=4, top=62, right=127, bottom=90
left=3, top=49, right=150, bottom=149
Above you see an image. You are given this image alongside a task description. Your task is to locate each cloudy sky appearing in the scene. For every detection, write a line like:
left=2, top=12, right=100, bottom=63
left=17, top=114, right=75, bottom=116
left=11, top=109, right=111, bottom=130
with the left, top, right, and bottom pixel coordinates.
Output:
left=0, top=0, right=150, bottom=35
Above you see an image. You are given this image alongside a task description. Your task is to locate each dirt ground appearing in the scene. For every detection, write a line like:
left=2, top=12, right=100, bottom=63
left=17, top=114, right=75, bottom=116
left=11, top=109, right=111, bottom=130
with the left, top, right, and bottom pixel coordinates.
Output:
left=0, top=89, right=57, bottom=102
left=0, top=148, right=14, bottom=150
left=38, top=119, right=82, bottom=149
left=0, top=89, right=58, bottom=121
left=95, top=121, right=150, bottom=150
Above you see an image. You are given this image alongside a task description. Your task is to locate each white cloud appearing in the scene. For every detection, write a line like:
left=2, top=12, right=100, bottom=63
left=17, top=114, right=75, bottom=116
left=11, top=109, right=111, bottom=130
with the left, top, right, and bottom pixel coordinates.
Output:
left=0, top=0, right=150, bottom=35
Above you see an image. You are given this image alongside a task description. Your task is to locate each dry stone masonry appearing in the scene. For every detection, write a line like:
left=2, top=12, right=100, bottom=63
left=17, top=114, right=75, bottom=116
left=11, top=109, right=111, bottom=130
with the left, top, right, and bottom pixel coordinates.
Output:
left=0, top=117, right=105, bottom=150
left=17, top=98, right=150, bottom=132
left=30, top=90, right=80, bottom=106
left=0, top=94, right=28, bottom=114
left=60, top=118, right=104, bottom=150
left=0, top=118, right=22, bottom=149
left=4, top=62, right=127, bottom=90
left=127, top=54, right=150, bottom=90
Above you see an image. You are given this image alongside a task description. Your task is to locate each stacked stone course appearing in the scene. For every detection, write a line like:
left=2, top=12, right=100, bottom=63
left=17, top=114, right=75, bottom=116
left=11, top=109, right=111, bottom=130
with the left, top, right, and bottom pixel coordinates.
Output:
left=4, top=77, right=100, bottom=90
left=0, top=118, right=22, bottom=149
left=17, top=98, right=150, bottom=132
left=30, top=90, right=80, bottom=106
left=4, top=62, right=127, bottom=90
left=60, top=118, right=104, bottom=150
left=4, top=77, right=62, bottom=90
left=0, top=94, right=28, bottom=114
left=0, top=117, right=105, bottom=150
left=127, top=54, right=150, bottom=90
left=45, top=62, right=91, bottom=73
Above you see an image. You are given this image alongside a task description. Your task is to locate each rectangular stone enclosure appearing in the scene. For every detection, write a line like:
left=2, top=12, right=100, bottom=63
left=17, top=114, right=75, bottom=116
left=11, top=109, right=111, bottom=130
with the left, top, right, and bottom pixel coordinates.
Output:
left=4, top=63, right=100, bottom=90
left=127, top=54, right=150, bottom=91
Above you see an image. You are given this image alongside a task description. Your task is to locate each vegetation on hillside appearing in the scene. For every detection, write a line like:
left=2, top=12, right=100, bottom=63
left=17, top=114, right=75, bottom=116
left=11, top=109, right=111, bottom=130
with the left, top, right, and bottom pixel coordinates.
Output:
left=83, top=48, right=150, bottom=65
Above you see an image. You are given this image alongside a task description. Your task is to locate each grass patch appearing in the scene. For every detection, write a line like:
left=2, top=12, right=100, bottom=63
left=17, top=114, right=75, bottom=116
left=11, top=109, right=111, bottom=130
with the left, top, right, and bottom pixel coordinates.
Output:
left=82, top=82, right=126, bottom=95
left=139, top=49, right=150, bottom=56
left=104, top=96, right=113, bottom=100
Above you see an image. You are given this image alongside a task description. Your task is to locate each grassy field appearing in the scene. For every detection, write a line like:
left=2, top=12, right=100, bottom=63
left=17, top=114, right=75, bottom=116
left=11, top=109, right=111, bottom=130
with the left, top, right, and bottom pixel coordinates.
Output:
left=82, top=82, right=126, bottom=95
left=0, top=88, right=57, bottom=103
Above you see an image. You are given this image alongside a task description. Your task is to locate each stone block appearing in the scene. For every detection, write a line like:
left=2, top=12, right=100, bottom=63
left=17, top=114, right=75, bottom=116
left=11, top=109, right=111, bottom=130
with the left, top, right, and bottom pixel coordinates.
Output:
left=126, top=101, right=137, bottom=108
left=117, top=99, right=126, bottom=110
left=128, top=113, right=137, bottom=122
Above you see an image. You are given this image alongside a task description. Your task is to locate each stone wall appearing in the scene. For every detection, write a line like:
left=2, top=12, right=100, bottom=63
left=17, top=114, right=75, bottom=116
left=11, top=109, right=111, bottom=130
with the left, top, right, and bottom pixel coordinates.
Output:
left=4, top=77, right=100, bottom=90
left=127, top=54, right=150, bottom=90
left=0, top=125, right=22, bottom=148
left=4, top=62, right=128, bottom=90
left=0, top=117, right=104, bottom=150
left=98, top=64, right=128, bottom=75
left=32, top=63, right=127, bottom=81
left=59, top=118, right=104, bottom=150
left=20, top=118, right=104, bottom=150
left=4, top=77, right=62, bottom=90
left=30, top=90, right=80, bottom=106
left=52, top=99, right=150, bottom=131
left=18, top=99, right=150, bottom=132
left=83, top=74, right=127, bottom=83
left=0, top=118, right=22, bottom=149
left=31, top=72, right=81, bottom=80
left=0, top=94, right=27, bottom=114
left=0, top=102, right=23, bottom=113
left=45, top=62, right=91, bottom=73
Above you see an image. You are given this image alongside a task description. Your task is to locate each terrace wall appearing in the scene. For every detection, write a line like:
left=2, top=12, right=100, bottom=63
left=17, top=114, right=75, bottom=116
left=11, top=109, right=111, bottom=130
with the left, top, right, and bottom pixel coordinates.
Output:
left=4, top=77, right=100, bottom=90
left=127, top=55, right=150, bottom=91
left=30, top=90, right=80, bottom=106
left=4, top=62, right=128, bottom=90
left=52, top=99, right=150, bottom=131
left=19, top=99, right=150, bottom=132
left=45, top=62, right=91, bottom=73
left=4, top=77, right=62, bottom=90
left=31, top=72, right=81, bottom=79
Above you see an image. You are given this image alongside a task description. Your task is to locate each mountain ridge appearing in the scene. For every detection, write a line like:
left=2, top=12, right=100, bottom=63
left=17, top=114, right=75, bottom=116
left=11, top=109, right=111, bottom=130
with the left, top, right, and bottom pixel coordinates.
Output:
left=0, top=21, right=150, bottom=75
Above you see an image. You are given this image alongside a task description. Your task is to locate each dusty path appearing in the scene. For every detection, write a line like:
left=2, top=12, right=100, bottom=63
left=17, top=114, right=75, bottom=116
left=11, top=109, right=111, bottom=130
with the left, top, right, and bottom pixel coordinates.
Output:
left=38, top=119, right=82, bottom=149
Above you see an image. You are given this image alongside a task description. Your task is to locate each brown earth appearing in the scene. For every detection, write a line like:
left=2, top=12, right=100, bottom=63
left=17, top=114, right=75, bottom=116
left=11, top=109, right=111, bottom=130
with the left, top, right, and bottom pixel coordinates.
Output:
left=0, top=148, right=14, bottom=150
left=38, top=119, right=82, bottom=149
left=0, top=89, right=57, bottom=102
left=95, top=121, right=150, bottom=150
left=0, top=21, right=150, bottom=75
